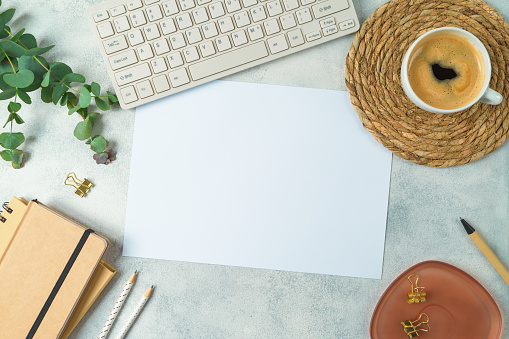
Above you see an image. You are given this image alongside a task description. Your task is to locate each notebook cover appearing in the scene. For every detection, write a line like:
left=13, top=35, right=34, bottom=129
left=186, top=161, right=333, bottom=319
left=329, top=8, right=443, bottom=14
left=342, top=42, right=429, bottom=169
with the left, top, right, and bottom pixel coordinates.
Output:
left=0, top=199, right=109, bottom=339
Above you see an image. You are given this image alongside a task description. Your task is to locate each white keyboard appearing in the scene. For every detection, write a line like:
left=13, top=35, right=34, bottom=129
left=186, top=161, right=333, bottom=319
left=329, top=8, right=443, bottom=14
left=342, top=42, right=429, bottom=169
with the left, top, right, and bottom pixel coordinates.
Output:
left=87, top=0, right=359, bottom=109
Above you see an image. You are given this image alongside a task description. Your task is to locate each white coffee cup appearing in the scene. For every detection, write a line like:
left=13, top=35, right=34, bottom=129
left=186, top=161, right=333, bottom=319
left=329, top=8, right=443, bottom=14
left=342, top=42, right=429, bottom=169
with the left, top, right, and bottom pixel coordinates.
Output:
left=401, top=27, right=502, bottom=114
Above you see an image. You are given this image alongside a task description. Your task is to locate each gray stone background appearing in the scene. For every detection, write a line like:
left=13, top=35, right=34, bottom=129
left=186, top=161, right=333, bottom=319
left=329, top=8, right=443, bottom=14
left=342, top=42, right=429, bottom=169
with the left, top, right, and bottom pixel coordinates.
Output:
left=1, top=0, right=508, bottom=338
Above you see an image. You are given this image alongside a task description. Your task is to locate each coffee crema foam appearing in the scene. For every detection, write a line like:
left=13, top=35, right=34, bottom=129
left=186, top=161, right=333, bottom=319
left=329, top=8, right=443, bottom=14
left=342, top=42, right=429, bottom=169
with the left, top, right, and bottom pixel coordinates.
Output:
left=407, top=32, right=485, bottom=110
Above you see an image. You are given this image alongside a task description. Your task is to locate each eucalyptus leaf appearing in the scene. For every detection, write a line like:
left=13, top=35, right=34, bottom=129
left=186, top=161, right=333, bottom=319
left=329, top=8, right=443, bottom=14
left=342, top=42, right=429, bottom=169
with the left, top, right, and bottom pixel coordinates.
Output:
left=16, top=90, right=31, bottom=104
left=0, top=9, right=16, bottom=24
left=95, top=97, right=110, bottom=111
left=79, top=85, right=91, bottom=108
left=74, top=117, right=93, bottom=141
left=88, top=112, right=100, bottom=127
left=9, top=28, right=25, bottom=43
left=68, top=104, right=80, bottom=115
left=60, top=92, right=69, bottom=106
left=52, top=84, right=67, bottom=104
left=0, top=17, right=5, bottom=34
left=3, top=69, right=34, bottom=88
left=0, top=25, right=10, bottom=39
left=3, top=112, right=23, bottom=128
left=0, top=72, right=12, bottom=90
left=61, top=73, right=85, bottom=84
left=0, top=88, right=15, bottom=100
left=25, top=45, right=54, bottom=57
left=90, top=135, right=108, bottom=153
left=91, top=82, right=100, bottom=96
left=41, top=71, right=50, bottom=87
left=0, top=132, right=24, bottom=149
left=107, top=91, right=118, bottom=103
left=18, top=55, right=49, bottom=92
left=0, top=40, right=26, bottom=57
left=40, top=85, right=52, bottom=103
left=48, top=62, right=72, bottom=84
left=8, top=149, right=23, bottom=169
left=18, top=34, right=37, bottom=49
left=7, top=101, right=20, bottom=113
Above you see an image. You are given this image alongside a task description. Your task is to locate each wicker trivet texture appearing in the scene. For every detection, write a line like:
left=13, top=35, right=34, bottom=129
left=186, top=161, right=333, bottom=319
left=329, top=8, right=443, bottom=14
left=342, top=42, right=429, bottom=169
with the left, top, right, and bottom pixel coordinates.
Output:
left=345, top=0, right=509, bottom=168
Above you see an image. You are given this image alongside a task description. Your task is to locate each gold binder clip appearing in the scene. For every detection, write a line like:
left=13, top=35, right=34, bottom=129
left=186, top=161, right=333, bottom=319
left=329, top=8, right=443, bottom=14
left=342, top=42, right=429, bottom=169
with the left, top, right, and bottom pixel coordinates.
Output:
left=407, top=274, right=426, bottom=304
left=401, top=313, right=430, bottom=338
left=65, top=172, right=93, bottom=198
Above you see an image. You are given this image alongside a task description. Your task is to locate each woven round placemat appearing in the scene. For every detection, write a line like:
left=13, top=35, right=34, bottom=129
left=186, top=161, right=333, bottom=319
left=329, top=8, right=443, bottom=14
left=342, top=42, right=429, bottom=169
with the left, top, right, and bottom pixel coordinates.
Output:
left=345, top=0, right=509, bottom=167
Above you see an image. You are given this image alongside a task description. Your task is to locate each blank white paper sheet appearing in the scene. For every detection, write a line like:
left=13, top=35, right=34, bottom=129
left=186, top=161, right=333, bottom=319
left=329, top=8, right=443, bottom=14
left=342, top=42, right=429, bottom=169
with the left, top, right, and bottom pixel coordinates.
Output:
left=124, top=81, right=392, bottom=278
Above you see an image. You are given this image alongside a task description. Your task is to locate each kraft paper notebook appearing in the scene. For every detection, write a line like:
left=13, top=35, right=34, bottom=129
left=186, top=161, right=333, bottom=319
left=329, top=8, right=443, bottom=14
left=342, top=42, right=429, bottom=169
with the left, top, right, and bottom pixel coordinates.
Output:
left=0, top=197, right=114, bottom=339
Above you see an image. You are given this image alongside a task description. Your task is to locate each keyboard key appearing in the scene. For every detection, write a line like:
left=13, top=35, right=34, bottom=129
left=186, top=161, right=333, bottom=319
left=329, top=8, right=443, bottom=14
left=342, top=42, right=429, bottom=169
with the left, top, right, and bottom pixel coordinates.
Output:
left=263, top=19, right=280, bottom=35
left=197, top=0, right=212, bottom=5
left=280, top=13, right=296, bottom=29
left=311, top=0, right=348, bottom=19
left=234, top=11, right=250, bottom=27
left=192, top=8, right=209, bottom=24
left=300, top=0, right=315, bottom=5
left=189, top=41, right=268, bottom=80
left=176, top=13, right=193, bottom=29
left=168, top=68, right=190, bottom=87
left=110, top=5, right=127, bottom=16
left=202, top=22, right=219, bottom=38
left=114, top=16, right=131, bottom=32
left=250, top=6, right=266, bottom=22
left=295, top=8, right=311, bottom=24
left=305, top=30, right=321, bottom=41
left=339, top=19, right=354, bottom=30
left=185, top=28, right=202, bottom=44
left=162, top=0, right=179, bottom=15
left=242, top=0, right=257, bottom=7
left=231, top=30, right=247, bottom=46
left=146, top=5, right=164, bottom=21
left=287, top=28, right=304, bottom=47
left=218, top=17, right=235, bottom=33
left=320, top=17, right=335, bottom=28
left=93, top=11, right=109, bottom=22
left=153, top=74, right=171, bottom=92
left=183, top=46, right=200, bottom=62
left=128, top=29, right=145, bottom=45
left=160, top=19, right=177, bottom=34
left=144, top=0, right=161, bottom=4
left=267, top=34, right=288, bottom=54
left=209, top=2, right=225, bottom=18
left=247, top=25, right=264, bottom=40
left=115, top=63, right=152, bottom=86
left=97, top=22, right=115, bottom=38
left=130, top=10, right=147, bottom=27
left=167, top=52, right=184, bottom=68
left=323, top=25, right=338, bottom=36
left=282, top=0, right=299, bottom=10
left=169, top=33, right=187, bottom=49
left=225, top=0, right=241, bottom=13
left=153, top=38, right=171, bottom=54
left=215, top=36, right=232, bottom=52
left=103, top=35, right=129, bottom=54
left=127, top=0, right=143, bottom=10
left=120, top=85, right=138, bottom=103
left=109, top=49, right=138, bottom=70
left=137, top=80, right=154, bottom=98
left=137, top=44, right=154, bottom=60
left=178, top=0, right=196, bottom=10
left=144, top=24, right=161, bottom=40
left=267, top=0, right=283, bottom=16
left=151, top=57, right=168, bottom=73
left=199, top=41, right=216, bottom=57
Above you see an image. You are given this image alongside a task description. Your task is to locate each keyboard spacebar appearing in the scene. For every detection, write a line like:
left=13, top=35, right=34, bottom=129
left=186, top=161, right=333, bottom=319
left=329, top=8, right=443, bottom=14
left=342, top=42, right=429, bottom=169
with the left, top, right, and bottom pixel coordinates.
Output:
left=189, top=42, right=269, bottom=81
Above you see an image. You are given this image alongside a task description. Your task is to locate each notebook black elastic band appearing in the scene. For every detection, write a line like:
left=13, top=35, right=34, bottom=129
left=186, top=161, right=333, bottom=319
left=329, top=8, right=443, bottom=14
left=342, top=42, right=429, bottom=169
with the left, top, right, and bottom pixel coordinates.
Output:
left=26, top=228, right=95, bottom=339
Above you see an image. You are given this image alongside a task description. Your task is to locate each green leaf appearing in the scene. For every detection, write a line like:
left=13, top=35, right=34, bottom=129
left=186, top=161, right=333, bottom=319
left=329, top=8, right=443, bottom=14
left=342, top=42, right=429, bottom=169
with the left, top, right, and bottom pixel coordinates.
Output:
left=16, top=89, right=31, bottom=104
left=1, top=149, right=24, bottom=169
left=0, top=9, right=16, bottom=25
left=7, top=101, right=20, bottom=113
left=41, top=71, right=50, bottom=87
left=74, top=117, right=93, bottom=141
left=24, top=45, right=54, bottom=57
left=3, top=112, right=23, bottom=127
left=95, top=97, right=110, bottom=111
left=41, top=85, right=52, bottom=103
left=3, top=69, right=34, bottom=88
left=61, top=73, right=85, bottom=84
left=0, top=88, right=15, bottom=100
left=0, top=72, right=13, bottom=90
left=90, top=135, right=108, bottom=153
left=9, top=28, right=25, bottom=43
left=0, top=17, right=5, bottom=34
left=52, top=83, right=67, bottom=104
left=68, top=104, right=80, bottom=115
left=0, top=25, right=10, bottom=39
left=79, top=85, right=91, bottom=108
left=107, top=91, right=118, bottom=103
left=18, top=34, right=37, bottom=49
left=0, top=132, right=24, bottom=149
left=48, top=62, right=72, bottom=84
left=18, top=55, right=49, bottom=92
left=0, top=40, right=26, bottom=57
left=88, top=112, right=100, bottom=127
left=91, top=82, right=101, bottom=96
left=0, top=150, right=11, bottom=161
left=60, top=92, right=69, bottom=106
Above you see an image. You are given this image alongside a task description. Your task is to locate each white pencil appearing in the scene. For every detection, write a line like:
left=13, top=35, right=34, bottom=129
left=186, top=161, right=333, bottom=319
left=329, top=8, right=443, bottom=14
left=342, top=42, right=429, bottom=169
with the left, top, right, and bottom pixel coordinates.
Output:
left=98, top=271, right=138, bottom=339
left=114, top=286, right=154, bottom=339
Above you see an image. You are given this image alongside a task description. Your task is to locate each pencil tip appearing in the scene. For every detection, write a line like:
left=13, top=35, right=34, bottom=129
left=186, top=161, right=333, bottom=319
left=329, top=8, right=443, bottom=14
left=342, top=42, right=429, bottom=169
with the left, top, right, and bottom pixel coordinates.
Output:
left=459, top=217, right=463, bottom=220
left=134, top=270, right=138, bottom=274
left=151, top=285, right=155, bottom=289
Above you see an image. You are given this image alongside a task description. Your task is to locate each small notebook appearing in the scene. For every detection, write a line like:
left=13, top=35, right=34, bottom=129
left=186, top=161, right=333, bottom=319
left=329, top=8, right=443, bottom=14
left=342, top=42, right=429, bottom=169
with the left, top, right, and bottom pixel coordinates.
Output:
left=0, top=198, right=111, bottom=339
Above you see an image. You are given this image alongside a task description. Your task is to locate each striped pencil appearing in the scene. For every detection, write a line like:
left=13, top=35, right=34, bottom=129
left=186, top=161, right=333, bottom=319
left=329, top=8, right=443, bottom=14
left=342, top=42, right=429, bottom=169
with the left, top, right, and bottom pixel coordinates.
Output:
left=98, top=271, right=138, bottom=339
left=114, top=286, right=154, bottom=339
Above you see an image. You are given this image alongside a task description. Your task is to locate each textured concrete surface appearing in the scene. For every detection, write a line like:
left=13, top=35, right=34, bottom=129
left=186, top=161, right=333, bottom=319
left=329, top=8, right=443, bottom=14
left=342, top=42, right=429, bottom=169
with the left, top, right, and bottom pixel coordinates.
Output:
left=1, top=0, right=508, bottom=338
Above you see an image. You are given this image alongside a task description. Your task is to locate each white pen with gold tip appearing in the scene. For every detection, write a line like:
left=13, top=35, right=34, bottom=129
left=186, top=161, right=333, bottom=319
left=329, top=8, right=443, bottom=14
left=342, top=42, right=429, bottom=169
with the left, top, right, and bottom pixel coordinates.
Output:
left=115, top=286, right=155, bottom=339
left=98, top=271, right=138, bottom=339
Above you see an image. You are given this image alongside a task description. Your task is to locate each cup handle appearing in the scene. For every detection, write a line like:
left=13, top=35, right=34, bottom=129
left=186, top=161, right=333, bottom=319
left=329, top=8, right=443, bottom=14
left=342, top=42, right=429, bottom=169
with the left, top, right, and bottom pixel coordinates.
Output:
left=480, top=88, right=503, bottom=105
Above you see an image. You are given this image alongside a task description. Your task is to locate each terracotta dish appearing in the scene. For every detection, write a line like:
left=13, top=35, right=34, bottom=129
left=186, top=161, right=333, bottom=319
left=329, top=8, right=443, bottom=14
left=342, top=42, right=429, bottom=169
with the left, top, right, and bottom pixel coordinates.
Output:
left=371, top=261, right=502, bottom=338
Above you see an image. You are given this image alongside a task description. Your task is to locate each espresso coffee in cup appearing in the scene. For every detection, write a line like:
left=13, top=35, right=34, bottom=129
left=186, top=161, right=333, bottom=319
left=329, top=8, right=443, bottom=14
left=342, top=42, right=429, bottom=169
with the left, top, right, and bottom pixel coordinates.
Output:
left=407, top=32, right=485, bottom=110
